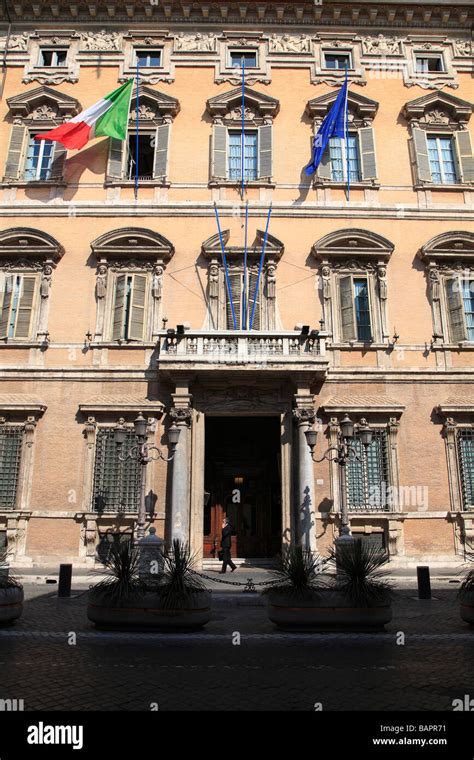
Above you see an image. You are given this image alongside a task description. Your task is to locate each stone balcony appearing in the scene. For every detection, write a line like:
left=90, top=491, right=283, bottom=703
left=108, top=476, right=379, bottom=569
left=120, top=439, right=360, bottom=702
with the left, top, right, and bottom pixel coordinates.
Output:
left=157, top=330, right=329, bottom=379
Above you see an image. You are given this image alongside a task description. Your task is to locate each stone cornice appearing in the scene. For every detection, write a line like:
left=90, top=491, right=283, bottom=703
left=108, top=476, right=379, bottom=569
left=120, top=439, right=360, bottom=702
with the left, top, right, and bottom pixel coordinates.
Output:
left=0, top=2, right=471, bottom=31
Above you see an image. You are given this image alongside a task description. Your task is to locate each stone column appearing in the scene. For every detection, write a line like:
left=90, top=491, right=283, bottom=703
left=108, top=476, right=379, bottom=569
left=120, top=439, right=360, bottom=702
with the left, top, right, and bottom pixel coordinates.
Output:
left=169, top=403, right=192, bottom=544
left=293, top=405, right=317, bottom=552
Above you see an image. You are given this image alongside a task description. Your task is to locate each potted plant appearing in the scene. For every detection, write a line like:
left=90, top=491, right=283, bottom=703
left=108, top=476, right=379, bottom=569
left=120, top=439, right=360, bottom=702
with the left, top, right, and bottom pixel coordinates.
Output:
left=87, top=539, right=211, bottom=631
left=0, top=549, right=24, bottom=625
left=458, top=557, right=474, bottom=625
left=264, top=541, right=393, bottom=631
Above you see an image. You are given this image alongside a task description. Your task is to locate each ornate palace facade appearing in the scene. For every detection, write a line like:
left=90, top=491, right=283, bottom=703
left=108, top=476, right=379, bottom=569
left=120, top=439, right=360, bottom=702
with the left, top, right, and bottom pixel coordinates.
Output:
left=0, top=0, right=473, bottom=567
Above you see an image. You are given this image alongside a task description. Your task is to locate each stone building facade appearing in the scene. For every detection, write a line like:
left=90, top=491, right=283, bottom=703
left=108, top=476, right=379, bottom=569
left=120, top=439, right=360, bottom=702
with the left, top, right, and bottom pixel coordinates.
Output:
left=0, top=0, right=473, bottom=568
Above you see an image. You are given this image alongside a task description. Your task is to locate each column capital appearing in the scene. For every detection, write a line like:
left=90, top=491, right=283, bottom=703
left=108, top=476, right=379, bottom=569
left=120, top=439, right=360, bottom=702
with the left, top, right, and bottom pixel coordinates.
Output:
left=169, top=407, right=193, bottom=426
left=292, top=408, right=316, bottom=426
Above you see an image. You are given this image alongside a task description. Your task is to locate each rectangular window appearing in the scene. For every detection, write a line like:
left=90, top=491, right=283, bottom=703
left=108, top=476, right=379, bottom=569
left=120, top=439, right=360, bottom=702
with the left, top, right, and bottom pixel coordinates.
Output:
left=228, top=131, right=258, bottom=181
left=38, top=48, right=68, bottom=67
left=329, top=134, right=361, bottom=182
left=112, top=273, right=147, bottom=341
left=230, top=51, right=257, bottom=68
left=126, top=133, right=155, bottom=180
left=24, top=135, right=55, bottom=181
left=462, top=281, right=474, bottom=341
left=427, top=135, right=458, bottom=185
left=346, top=430, right=389, bottom=511
left=324, top=52, right=352, bottom=70
left=415, top=56, right=444, bottom=73
left=457, top=429, right=474, bottom=510
left=353, top=277, right=372, bottom=341
left=225, top=269, right=263, bottom=330
left=0, top=274, right=36, bottom=340
left=0, top=426, right=23, bottom=510
left=92, top=429, right=141, bottom=513
left=135, top=49, right=162, bottom=67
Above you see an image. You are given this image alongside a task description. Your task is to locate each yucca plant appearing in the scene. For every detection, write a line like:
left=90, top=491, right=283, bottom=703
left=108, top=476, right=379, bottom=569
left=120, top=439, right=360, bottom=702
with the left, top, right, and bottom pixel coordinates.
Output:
left=92, top=540, right=145, bottom=603
left=329, top=540, right=393, bottom=607
left=158, top=539, right=207, bottom=610
left=263, top=545, right=327, bottom=598
left=0, top=548, right=22, bottom=590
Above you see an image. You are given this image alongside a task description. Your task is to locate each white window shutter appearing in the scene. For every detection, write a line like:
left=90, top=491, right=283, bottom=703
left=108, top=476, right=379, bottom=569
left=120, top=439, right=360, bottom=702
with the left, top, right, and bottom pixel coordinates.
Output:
left=4, top=126, right=26, bottom=180
left=107, top=138, right=124, bottom=180
left=14, top=275, right=36, bottom=339
left=446, top=277, right=467, bottom=342
left=112, top=274, right=126, bottom=340
left=412, top=128, right=431, bottom=183
left=128, top=274, right=147, bottom=341
left=454, top=130, right=474, bottom=184
left=153, top=123, right=170, bottom=180
left=212, top=125, right=227, bottom=180
left=0, top=275, right=14, bottom=338
left=359, top=127, right=377, bottom=180
left=339, top=275, right=356, bottom=341
left=258, top=125, right=272, bottom=180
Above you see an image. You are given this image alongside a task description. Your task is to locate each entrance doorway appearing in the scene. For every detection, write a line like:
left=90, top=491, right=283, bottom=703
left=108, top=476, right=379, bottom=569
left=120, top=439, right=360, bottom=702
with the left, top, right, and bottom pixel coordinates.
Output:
left=204, top=416, right=282, bottom=559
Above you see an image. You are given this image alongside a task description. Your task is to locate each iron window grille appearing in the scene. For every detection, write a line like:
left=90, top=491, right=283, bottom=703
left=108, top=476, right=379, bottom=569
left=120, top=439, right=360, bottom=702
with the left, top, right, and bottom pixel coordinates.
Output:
left=346, top=429, right=390, bottom=511
left=457, top=429, right=474, bottom=510
left=0, top=426, right=23, bottom=510
left=92, top=428, right=141, bottom=513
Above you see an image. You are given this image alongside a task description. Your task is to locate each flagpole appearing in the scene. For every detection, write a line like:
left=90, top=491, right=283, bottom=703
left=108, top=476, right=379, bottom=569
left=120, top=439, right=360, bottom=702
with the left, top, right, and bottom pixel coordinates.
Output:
left=250, top=204, right=272, bottom=331
left=242, top=200, right=249, bottom=329
left=214, top=203, right=237, bottom=330
left=344, top=68, right=350, bottom=204
left=241, top=56, right=245, bottom=200
left=134, top=59, right=140, bottom=201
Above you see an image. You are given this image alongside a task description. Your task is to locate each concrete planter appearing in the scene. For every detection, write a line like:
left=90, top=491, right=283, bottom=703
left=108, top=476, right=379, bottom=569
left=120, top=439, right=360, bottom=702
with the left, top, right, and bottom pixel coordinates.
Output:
left=0, top=586, right=24, bottom=625
left=459, top=590, right=474, bottom=625
left=87, top=589, right=212, bottom=631
left=266, top=590, right=392, bottom=632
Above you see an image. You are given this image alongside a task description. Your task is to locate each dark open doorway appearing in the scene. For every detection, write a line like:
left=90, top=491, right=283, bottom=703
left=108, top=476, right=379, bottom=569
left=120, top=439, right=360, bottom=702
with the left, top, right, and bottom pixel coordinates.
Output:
left=204, top=416, right=282, bottom=559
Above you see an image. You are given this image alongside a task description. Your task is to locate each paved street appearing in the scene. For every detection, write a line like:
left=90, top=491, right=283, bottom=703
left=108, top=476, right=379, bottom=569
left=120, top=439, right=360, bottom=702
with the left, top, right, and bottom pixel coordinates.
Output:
left=0, top=570, right=473, bottom=711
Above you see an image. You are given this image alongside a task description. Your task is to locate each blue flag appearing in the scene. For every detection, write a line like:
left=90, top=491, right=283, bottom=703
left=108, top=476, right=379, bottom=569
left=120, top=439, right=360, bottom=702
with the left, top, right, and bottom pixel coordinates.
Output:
left=305, top=72, right=348, bottom=176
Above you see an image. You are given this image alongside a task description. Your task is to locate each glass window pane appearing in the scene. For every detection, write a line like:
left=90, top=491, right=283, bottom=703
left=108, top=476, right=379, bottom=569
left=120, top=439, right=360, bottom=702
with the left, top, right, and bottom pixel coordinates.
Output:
left=0, top=427, right=23, bottom=509
left=92, top=429, right=141, bottom=513
left=458, top=430, right=474, bottom=510
left=462, top=281, right=474, bottom=341
left=354, top=277, right=372, bottom=341
left=346, top=431, right=388, bottom=511
left=228, top=131, right=257, bottom=181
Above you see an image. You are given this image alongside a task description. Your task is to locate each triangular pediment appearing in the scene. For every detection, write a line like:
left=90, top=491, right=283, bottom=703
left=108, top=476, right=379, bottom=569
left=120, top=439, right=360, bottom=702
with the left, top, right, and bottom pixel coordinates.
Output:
left=403, top=92, right=472, bottom=124
left=207, top=86, right=279, bottom=118
left=307, top=91, right=378, bottom=121
left=130, top=85, right=180, bottom=120
left=7, top=86, right=80, bottom=119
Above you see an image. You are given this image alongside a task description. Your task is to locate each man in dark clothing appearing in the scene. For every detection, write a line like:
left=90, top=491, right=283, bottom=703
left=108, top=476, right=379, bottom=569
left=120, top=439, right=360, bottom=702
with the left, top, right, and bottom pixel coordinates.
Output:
left=219, top=517, right=236, bottom=573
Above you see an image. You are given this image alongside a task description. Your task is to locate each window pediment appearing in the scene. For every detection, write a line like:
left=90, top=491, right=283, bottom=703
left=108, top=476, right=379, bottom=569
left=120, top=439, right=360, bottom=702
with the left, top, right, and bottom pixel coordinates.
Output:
left=403, top=92, right=472, bottom=128
left=420, top=232, right=474, bottom=264
left=202, top=229, right=284, bottom=263
left=129, top=85, right=180, bottom=124
left=312, top=229, right=393, bottom=263
left=307, top=91, right=378, bottom=127
left=207, top=86, right=279, bottom=124
left=0, top=228, right=64, bottom=265
left=91, top=228, right=174, bottom=263
left=6, top=86, right=80, bottom=124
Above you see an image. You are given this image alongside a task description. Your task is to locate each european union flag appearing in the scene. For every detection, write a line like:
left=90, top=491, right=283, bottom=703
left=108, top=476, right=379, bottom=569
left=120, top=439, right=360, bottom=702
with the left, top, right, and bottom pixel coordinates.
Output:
left=305, top=72, right=348, bottom=176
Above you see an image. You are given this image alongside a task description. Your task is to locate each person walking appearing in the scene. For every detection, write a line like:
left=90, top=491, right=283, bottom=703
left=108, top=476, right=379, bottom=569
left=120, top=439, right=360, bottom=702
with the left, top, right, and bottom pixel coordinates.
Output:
left=219, top=517, right=236, bottom=574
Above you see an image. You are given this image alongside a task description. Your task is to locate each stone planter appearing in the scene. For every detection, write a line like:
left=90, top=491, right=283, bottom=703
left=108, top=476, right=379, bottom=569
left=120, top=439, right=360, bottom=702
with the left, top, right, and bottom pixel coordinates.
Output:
left=87, top=589, right=212, bottom=631
left=459, top=590, right=474, bottom=625
left=266, top=590, right=392, bottom=632
left=0, top=586, right=24, bottom=625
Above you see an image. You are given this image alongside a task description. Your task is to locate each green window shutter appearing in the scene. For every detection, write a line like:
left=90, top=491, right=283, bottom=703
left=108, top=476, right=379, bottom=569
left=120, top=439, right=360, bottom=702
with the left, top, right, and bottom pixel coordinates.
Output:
left=107, top=138, right=124, bottom=180
left=339, top=275, right=356, bottom=341
left=226, top=272, right=242, bottom=329
left=212, top=125, right=227, bottom=180
left=112, top=274, right=127, bottom=340
left=446, top=277, right=467, bottom=342
left=14, top=275, right=36, bottom=338
left=359, top=127, right=377, bottom=180
left=128, top=274, right=146, bottom=341
left=258, top=125, right=272, bottom=179
left=4, top=126, right=26, bottom=180
left=50, top=142, right=66, bottom=180
left=248, top=271, right=262, bottom=330
left=454, top=130, right=474, bottom=184
left=0, top=275, right=13, bottom=338
left=153, top=123, right=170, bottom=179
left=412, top=127, right=431, bottom=183
left=318, top=143, right=332, bottom=180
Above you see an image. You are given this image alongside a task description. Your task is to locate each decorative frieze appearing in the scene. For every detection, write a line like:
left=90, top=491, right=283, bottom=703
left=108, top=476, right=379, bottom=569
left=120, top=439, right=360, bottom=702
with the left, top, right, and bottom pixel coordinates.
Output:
left=79, top=30, right=121, bottom=51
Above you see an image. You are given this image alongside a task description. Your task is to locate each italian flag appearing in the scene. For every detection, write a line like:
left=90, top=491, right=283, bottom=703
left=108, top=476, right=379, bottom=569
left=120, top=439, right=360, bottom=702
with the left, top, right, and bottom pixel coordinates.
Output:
left=35, top=80, right=133, bottom=150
